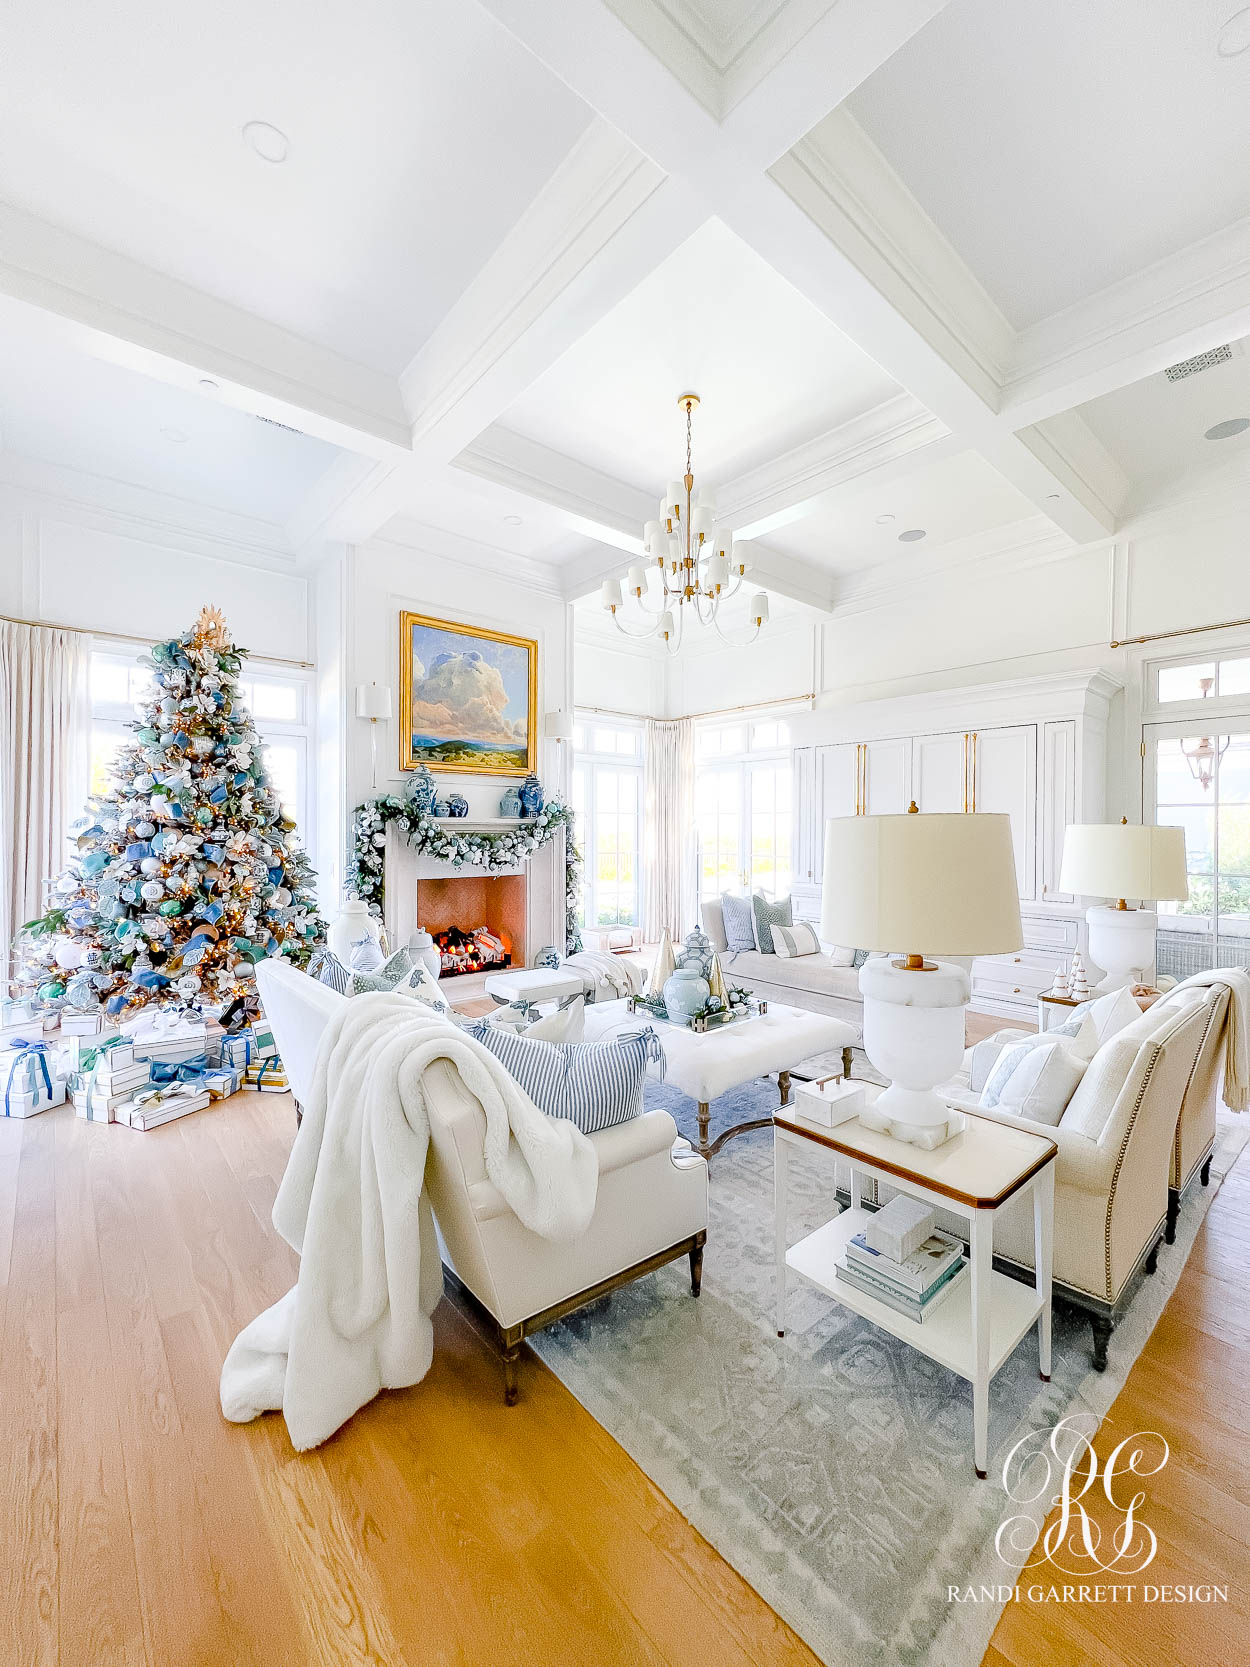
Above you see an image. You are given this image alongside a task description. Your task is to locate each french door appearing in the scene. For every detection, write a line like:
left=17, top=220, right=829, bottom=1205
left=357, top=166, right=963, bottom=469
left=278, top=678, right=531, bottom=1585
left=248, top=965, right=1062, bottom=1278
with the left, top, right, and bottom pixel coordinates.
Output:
left=1146, top=718, right=1250, bottom=975
left=696, top=759, right=792, bottom=898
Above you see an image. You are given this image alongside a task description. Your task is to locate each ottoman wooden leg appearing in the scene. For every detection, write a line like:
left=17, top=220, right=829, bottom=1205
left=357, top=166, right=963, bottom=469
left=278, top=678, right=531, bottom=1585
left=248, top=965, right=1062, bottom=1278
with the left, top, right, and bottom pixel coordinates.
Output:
left=778, top=1070, right=792, bottom=1107
left=697, top=1101, right=711, bottom=1157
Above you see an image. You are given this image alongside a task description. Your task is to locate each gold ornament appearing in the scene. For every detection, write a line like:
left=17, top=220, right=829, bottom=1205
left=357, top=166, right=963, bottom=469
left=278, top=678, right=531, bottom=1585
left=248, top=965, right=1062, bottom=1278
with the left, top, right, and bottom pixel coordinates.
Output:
left=192, top=605, right=231, bottom=651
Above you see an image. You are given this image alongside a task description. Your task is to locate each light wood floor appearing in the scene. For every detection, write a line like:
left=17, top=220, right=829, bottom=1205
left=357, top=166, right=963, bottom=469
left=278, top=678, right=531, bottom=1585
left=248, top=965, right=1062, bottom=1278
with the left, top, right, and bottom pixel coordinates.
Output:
left=2, top=1091, right=1245, bottom=1667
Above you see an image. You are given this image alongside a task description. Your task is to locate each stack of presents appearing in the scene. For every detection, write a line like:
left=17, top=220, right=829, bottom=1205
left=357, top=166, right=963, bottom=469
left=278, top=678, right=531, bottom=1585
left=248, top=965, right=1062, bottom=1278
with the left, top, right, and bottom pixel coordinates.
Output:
left=1, top=995, right=289, bottom=1127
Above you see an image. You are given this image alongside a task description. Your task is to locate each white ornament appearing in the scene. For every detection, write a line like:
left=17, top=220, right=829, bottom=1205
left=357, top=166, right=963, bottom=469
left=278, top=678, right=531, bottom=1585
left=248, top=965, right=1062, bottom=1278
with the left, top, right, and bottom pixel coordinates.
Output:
left=140, top=880, right=164, bottom=902
left=140, top=857, right=162, bottom=876
left=54, top=940, right=87, bottom=970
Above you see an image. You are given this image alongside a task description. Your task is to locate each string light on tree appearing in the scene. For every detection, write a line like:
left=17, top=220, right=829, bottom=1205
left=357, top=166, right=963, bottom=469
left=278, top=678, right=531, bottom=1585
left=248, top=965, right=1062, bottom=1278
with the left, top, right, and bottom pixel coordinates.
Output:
left=14, top=607, right=324, bottom=1016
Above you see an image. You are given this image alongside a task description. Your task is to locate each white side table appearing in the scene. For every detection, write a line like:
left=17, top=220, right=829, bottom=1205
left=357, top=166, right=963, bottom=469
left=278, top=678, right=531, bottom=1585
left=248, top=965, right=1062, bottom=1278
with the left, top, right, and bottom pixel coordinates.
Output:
left=774, top=1088, right=1056, bottom=1479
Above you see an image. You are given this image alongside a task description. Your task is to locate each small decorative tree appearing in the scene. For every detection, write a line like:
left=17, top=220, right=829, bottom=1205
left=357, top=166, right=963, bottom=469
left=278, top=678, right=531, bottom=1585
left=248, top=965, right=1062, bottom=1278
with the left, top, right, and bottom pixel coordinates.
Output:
left=15, top=607, right=324, bottom=1016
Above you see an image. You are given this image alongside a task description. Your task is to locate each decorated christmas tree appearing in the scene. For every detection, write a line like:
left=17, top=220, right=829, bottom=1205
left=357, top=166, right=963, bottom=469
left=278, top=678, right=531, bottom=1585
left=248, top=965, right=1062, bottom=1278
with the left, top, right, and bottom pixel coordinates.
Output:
left=14, top=607, right=324, bottom=1017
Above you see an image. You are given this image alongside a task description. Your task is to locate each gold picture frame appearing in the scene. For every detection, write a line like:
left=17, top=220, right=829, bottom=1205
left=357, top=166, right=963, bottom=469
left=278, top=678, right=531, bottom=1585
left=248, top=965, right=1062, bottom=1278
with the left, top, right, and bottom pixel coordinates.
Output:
left=398, top=611, right=537, bottom=777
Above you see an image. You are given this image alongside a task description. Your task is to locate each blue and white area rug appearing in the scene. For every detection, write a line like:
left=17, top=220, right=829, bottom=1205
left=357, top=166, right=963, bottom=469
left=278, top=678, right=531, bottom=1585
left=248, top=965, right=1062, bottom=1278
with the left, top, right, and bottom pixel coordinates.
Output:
left=532, top=1079, right=1248, bottom=1667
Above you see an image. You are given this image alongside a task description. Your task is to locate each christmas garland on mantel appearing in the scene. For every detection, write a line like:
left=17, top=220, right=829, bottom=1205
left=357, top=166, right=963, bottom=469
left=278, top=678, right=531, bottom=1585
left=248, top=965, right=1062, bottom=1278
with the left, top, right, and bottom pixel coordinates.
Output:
left=349, top=796, right=583, bottom=954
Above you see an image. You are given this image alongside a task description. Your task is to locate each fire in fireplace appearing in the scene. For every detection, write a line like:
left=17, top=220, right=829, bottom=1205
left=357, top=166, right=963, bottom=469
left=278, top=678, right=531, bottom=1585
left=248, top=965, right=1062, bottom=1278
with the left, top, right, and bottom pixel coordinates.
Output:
left=434, top=925, right=511, bottom=977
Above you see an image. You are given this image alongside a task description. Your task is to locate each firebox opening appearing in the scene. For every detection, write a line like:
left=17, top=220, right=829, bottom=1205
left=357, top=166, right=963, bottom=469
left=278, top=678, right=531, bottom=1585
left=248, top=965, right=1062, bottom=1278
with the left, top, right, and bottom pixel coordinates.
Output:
left=416, top=873, right=526, bottom=979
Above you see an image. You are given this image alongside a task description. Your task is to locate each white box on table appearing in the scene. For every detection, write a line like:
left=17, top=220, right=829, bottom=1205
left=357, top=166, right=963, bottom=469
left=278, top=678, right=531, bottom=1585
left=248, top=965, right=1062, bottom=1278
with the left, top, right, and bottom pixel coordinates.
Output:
left=792, top=1076, right=865, bottom=1128
left=863, top=1193, right=937, bottom=1262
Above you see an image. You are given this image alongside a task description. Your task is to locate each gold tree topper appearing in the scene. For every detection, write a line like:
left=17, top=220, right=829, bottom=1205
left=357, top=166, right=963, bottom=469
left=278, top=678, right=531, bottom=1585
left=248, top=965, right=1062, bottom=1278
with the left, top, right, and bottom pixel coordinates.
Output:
left=192, top=605, right=231, bottom=650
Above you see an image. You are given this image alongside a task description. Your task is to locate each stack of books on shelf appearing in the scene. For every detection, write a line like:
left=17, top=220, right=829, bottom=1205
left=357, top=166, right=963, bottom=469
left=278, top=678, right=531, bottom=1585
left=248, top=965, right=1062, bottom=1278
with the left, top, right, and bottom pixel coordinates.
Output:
left=837, top=1218, right=967, bottom=1323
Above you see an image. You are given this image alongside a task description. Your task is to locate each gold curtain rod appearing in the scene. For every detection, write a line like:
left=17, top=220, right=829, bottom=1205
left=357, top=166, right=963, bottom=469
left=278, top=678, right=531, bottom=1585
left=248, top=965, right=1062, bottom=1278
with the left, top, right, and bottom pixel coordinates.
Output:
left=578, top=692, right=815, bottom=724
left=0, top=611, right=314, bottom=671
left=1110, top=615, right=1250, bottom=650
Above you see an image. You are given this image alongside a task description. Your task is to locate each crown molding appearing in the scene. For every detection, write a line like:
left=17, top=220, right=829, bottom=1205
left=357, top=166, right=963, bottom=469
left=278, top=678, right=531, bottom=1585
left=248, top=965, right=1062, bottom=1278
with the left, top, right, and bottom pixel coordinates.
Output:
left=365, top=518, right=565, bottom=597
left=0, top=205, right=411, bottom=457
left=1002, top=214, right=1250, bottom=428
left=0, top=449, right=296, bottom=569
left=723, top=393, right=952, bottom=534
left=774, top=111, right=1015, bottom=407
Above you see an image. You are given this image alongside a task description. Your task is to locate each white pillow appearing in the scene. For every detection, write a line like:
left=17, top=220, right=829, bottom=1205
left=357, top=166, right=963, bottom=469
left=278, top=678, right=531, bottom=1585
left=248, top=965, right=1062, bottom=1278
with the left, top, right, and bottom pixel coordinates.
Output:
left=1083, top=985, right=1141, bottom=1047
left=396, top=963, right=453, bottom=1013
left=486, top=998, right=585, bottom=1043
left=980, top=1037, right=1088, bottom=1127
left=823, top=944, right=857, bottom=968
left=770, top=922, right=821, bottom=958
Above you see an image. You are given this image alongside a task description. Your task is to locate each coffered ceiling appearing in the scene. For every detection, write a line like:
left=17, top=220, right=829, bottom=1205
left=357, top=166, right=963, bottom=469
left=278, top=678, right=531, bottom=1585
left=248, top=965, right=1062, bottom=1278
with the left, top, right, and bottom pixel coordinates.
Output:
left=4, top=0, right=1250, bottom=626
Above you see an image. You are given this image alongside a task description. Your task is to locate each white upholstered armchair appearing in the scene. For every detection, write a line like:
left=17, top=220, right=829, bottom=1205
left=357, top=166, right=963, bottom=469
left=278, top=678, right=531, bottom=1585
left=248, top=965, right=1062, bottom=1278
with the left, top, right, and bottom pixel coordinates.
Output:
left=255, top=961, right=708, bottom=1403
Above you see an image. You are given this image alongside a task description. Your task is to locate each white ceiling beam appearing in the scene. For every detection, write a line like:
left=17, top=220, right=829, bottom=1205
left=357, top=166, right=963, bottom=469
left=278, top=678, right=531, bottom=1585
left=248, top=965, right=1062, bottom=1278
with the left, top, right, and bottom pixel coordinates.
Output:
left=453, top=424, right=655, bottom=539
left=478, top=4, right=1117, bottom=544
left=1000, top=215, right=1250, bottom=429
left=0, top=204, right=411, bottom=457
left=294, top=119, right=700, bottom=550
left=720, top=0, right=954, bottom=169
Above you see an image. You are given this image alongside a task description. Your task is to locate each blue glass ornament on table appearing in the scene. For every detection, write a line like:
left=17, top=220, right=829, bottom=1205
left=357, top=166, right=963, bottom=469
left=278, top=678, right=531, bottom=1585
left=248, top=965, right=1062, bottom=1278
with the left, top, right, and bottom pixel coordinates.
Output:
left=519, top=773, right=544, bottom=816
left=445, top=793, right=469, bottom=818
left=499, top=786, right=523, bottom=818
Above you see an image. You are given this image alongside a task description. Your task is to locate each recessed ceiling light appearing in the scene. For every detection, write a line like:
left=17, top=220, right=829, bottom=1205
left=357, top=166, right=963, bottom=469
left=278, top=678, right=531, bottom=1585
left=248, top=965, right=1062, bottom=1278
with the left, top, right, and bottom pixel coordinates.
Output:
left=897, top=528, right=926, bottom=543
left=1204, top=417, right=1250, bottom=440
left=503, top=514, right=523, bottom=526
left=160, top=427, right=189, bottom=444
left=1217, top=6, right=1250, bottom=56
left=198, top=377, right=220, bottom=394
left=242, top=120, right=289, bottom=164
left=875, top=513, right=895, bottom=525
left=1046, top=492, right=1061, bottom=501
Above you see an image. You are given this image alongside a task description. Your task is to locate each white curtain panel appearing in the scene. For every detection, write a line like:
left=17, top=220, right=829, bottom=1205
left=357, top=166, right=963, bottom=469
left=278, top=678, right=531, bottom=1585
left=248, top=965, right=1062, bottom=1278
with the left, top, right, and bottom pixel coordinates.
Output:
left=643, top=717, right=695, bottom=943
left=0, top=622, right=91, bottom=971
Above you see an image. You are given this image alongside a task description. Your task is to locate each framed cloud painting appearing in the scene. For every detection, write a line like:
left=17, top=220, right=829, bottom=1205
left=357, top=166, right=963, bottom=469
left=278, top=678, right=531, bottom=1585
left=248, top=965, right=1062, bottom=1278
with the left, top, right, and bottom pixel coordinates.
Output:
left=399, top=612, right=537, bottom=776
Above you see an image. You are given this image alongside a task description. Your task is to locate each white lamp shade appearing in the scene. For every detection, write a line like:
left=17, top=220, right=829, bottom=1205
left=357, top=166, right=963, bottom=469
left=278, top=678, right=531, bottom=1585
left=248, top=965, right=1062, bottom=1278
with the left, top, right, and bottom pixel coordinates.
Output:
left=821, top=812, right=1022, bottom=956
left=544, top=709, right=574, bottom=741
left=691, top=505, right=715, bottom=538
left=626, top=563, right=647, bottom=592
left=601, top=577, right=622, bottom=609
left=751, top=592, right=769, bottom=625
left=705, top=552, right=728, bottom=589
left=356, top=682, right=392, bottom=720
left=643, top=519, right=662, bottom=553
left=1058, top=823, right=1188, bottom=902
left=666, top=480, right=683, bottom=514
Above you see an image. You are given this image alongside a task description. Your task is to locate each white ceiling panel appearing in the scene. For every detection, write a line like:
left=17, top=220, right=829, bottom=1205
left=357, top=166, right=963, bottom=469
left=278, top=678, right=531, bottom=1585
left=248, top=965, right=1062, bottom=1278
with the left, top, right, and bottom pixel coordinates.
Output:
left=850, top=0, right=1250, bottom=329
left=397, top=466, right=587, bottom=562
left=502, top=219, right=899, bottom=491
left=0, top=298, right=340, bottom=521
left=1078, top=337, right=1250, bottom=497
left=0, top=0, right=590, bottom=373
left=763, top=449, right=1037, bottom=575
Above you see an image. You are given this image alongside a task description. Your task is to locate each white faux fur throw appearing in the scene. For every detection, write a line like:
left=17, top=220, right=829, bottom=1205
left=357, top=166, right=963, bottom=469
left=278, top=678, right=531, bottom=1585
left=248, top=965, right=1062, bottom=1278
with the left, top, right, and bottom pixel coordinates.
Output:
left=566, top=949, right=646, bottom=999
left=1175, top=966, right=1250, bottom=1112
left=219, top=993, right=599, bottom=1450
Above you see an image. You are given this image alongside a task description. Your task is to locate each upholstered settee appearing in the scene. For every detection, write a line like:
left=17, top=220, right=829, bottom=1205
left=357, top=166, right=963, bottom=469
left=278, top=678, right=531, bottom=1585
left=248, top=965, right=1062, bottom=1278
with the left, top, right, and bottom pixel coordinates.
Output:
left=255, top=960, right=708, bottom=1403
left=934, top=984, right=1229, bottom=1369
left=701, top=896, right=863, bottom=1028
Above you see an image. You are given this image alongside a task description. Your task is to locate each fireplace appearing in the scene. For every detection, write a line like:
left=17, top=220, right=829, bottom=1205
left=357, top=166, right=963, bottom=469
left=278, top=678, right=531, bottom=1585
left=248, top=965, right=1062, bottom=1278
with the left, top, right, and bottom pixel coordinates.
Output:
left=416, top=873, right=527, bottom=977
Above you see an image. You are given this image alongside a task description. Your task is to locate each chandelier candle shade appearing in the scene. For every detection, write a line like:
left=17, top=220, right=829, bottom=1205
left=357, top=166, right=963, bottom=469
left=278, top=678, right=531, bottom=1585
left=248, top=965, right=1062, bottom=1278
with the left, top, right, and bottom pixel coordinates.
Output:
left=602, top=393, right=768, bottom=652
left=821, top=807, right=1023, bottom=1149
left=1058, top=819, right=1188, bottom=992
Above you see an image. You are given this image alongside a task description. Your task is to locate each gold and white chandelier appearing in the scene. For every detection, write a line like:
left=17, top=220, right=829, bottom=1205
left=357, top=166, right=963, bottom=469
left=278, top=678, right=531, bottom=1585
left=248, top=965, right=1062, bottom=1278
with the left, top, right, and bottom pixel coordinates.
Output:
left=601, top=393, right=769, bottom=653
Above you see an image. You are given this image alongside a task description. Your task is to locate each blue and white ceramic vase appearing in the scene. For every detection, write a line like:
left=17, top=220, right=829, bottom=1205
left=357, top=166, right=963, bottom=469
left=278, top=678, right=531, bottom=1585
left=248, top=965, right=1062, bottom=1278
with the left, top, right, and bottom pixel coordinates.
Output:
left=678, top=926, right=714, bottom=979
left=446, top=793, right=469, bottom=818
left=407, top=929, right=441, bottom=982
left=499, top=786, right=523, bottom=818
left=519, top=773, right=544, bottom=816
left=407, top=764, right=436, bottom=814
left=663, top=965, right=709, bottom=1025
left=432, top=797, right=451, bottom=818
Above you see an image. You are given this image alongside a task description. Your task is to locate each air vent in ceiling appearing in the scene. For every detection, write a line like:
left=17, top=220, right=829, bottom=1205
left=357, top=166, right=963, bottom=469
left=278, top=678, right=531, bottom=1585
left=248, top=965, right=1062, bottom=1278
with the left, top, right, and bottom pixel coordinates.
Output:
left=256, top=414, right=305, bottom=435
left=1164, top=343, right=1235, bottom=382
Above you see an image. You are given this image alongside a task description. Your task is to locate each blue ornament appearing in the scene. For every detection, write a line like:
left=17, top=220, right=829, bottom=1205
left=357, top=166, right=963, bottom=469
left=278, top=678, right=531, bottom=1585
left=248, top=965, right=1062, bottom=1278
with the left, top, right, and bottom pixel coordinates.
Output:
left=81, top=850, right=111, bottom=877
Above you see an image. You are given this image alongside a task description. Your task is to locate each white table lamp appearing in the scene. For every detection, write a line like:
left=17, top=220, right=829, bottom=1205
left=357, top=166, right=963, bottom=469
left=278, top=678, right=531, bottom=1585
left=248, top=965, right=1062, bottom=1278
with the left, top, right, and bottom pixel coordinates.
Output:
left=821, top=806, right=1022, bottom=1149
left=1058, top=820, right=1187, bottom=992
left=356, top=682, right=393, bottom=790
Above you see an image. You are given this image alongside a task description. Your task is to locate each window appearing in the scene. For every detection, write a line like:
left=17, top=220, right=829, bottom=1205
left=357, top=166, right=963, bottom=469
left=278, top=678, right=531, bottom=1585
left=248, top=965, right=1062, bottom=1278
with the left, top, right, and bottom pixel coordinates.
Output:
left=695, top=715, right=792, bottom=898
left=88, top=646, right=312, bottom=835
left=571, top=715, right=644, bottom=927
left=1154, top=652, right=1250, bottom=705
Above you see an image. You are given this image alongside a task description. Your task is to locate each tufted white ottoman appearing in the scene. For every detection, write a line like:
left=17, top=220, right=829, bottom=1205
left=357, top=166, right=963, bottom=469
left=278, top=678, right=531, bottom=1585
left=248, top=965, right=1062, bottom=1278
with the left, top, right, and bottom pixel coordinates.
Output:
left=482, top=967, right=586, bottom=1010
left=584, top=998, right=858, bottom=1159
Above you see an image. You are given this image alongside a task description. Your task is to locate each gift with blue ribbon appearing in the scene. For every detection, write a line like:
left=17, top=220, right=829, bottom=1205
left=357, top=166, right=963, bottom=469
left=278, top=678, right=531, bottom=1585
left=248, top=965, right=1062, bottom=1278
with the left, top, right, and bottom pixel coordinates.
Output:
left=149, top=1053, right=210, bottom=1084
left=5, top=1039, right=61, bottom=1118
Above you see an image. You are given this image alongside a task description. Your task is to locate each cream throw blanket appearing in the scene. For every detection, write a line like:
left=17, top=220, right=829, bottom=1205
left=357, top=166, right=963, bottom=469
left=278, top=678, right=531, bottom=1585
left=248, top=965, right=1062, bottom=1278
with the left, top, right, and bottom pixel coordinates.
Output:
left=219, top=993, right=599, bottom=1450
left=566, top=949, right=646, bottom=1000
left=1175, top=966, right=1250, bottom=1112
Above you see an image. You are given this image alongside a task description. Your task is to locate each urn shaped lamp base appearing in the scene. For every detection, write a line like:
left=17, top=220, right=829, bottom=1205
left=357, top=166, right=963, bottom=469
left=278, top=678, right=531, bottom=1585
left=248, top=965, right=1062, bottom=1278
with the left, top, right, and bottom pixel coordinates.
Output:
left=857, top=956, right=970, bottom=1150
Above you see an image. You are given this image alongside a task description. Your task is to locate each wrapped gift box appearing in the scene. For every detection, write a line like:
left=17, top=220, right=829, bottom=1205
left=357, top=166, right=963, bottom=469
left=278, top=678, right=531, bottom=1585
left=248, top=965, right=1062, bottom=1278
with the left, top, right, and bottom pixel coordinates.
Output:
left=249, top=1020, right=279, bottom=1060
left=204, top=1068, right=241, bottom=1100
left=220, top=1034, right=253, bottom=1071
left=1, top=997, right=34, bottom=1028
left=4, top=1045, right=67, bottom=1119
left=60, top=1011, right=110, bottom=1036
left=243, top=1058, right=288, bottom=1093
left=117, top=1086, right=210, bottom=1130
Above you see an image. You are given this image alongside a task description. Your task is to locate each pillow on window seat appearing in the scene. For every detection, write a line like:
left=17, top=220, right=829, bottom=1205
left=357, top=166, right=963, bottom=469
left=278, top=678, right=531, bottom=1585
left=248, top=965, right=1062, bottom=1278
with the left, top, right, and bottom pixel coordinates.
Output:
left=720, top=893, right=756, bottom=954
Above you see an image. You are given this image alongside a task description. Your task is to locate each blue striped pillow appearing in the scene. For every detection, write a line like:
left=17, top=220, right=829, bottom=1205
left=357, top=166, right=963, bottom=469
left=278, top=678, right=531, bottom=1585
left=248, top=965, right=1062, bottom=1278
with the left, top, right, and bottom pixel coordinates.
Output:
left=468, top=1024, right=657, bottom=1134
left=308, top=948, right=351, bottom=995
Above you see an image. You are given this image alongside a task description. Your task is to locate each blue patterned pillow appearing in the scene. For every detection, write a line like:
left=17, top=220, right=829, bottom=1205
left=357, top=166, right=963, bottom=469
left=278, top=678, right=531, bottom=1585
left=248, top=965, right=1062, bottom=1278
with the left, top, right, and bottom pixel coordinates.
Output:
left=751, top=893, right=792, bottom=955
left=349, top=947, right=413, bottom=996
left=720, top=893, right=756, bottom=954
left=308, top=948, right=351, bottom=995
left=852, top=949, right=871, bottom=969
left=468, top=1024, right=659, bottom=1133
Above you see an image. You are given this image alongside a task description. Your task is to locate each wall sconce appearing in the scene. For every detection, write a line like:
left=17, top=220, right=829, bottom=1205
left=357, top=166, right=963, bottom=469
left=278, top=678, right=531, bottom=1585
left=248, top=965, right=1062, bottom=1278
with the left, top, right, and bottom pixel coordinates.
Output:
left=544, top=709, right=574, bottom=744
left=356, top=682, right=393, bottom=790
